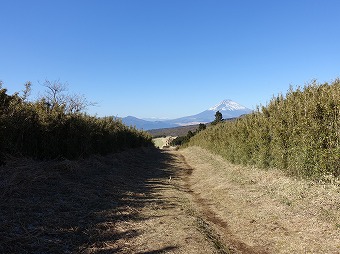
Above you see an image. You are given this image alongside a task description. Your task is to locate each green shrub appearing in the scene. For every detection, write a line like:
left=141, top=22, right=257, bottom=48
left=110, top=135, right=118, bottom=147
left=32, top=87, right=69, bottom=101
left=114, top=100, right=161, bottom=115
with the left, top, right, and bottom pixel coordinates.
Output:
left=189, top=79, right=340, bottom=178
left=0, top=82, right=152, bottom=159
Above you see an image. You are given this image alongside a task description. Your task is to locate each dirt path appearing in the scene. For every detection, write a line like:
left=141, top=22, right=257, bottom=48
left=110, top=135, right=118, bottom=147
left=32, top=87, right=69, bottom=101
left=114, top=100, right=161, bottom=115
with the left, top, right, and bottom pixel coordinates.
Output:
left=177, top=153, right=266, bottom=254
left=112, top=147, right=340, bottom=253
left=1, top=148, right=223, bottom=253
left=107, top=150, right=220, bottom=254
left=179, top=147, right=340, bottom=254
left=1, top=147, right=339, bottom=253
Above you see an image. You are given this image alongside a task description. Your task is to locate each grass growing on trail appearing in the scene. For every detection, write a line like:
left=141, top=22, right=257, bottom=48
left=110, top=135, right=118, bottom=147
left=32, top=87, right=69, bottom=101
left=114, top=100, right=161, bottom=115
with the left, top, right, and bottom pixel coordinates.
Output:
left=153, top=137, right=166, bottom=148
left=181, top=146, right=340, bottom=254
left=0, top=147, right=221, bottom=254
left=188, top=79, right=340, bottom=179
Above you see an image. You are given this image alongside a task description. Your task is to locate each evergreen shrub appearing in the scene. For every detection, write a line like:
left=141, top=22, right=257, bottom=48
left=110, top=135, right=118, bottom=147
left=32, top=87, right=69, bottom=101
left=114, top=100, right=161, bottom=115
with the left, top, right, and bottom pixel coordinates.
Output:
left=188, top=79, right=340, bottom=178
left=0, top=83, right=152, bottom=159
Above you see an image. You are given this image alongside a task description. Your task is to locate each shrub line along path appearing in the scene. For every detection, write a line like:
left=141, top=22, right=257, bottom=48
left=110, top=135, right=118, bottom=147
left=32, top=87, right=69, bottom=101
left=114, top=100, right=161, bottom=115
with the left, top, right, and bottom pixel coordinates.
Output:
left=1, top=146, right=339, bottom=253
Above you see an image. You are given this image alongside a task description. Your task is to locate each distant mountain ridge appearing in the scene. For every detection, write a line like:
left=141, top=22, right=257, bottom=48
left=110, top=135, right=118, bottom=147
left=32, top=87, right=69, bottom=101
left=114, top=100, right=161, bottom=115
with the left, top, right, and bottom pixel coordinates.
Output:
left=122, top=116, right=177, bottom=130
left=122, top=99, right=252, bottom=130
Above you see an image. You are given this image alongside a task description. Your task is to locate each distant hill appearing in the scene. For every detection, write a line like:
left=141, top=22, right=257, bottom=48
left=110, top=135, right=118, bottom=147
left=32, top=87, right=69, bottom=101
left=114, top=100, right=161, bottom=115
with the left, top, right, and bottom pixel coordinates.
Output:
left=147, top=124, right=201, bottom=137
left=122, top=116, right=177, bottom=130
left=148, top=117, right=238, bottom=137
left=122, top=99, right=252, bottom=130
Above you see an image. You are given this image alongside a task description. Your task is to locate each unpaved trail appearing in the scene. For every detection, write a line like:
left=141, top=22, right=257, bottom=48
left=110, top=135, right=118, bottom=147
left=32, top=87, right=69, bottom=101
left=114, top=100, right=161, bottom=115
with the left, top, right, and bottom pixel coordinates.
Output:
left=178, top=147, right=340, bottom=254
left=1, top=146, right=339, bottom=253
left=108, top=148, right=226, bottom=254
left=1, top=148, right=224, bottom=253
left=110, top=146, right=340, bottom=253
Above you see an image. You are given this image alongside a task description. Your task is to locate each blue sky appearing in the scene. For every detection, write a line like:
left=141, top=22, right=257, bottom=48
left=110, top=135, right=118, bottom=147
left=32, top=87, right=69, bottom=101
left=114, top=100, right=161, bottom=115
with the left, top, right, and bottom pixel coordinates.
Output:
left=1, top=0, right=339, bottom=119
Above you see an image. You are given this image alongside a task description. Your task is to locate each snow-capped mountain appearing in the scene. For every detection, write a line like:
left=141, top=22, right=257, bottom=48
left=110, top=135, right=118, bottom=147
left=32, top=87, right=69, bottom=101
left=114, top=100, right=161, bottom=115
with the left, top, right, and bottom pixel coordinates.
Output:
left=122, top=99, right=252, bottom=130
left=209, top=99, right=249, bottom=111
left=166, top=99, right=252, bottom=126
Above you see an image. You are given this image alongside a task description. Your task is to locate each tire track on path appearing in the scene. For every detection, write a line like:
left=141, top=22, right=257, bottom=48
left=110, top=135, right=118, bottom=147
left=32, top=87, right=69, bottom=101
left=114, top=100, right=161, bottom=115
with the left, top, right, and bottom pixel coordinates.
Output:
left=175, top=152, right=268, bottom=254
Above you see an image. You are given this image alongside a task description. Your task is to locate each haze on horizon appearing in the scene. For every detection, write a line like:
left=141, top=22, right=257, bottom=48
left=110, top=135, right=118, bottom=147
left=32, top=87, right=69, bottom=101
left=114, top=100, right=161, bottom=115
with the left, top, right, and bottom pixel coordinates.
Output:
left=1, top=0, right=339, bottom=119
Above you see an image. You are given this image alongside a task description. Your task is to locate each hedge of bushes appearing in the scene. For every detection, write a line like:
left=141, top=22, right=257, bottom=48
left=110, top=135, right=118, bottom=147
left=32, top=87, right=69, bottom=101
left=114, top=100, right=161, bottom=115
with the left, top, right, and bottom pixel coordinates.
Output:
left=188, top=79, right=340, bottom=178
left=0, top=82, right=152, bottom=159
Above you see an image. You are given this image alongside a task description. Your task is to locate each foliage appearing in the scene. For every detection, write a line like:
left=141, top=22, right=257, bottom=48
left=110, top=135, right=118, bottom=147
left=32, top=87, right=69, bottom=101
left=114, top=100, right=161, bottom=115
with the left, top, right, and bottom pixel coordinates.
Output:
left=171, top=123, right=207, bottom=146
left=211, top=110, right=223, bottom=125
left=170, top=135, right=189, bottom=146
left=198, top=123, right=207, bottom=131
left=0, top=81, right=153, bottom=159
left=188, top=79, right=340, bottom=179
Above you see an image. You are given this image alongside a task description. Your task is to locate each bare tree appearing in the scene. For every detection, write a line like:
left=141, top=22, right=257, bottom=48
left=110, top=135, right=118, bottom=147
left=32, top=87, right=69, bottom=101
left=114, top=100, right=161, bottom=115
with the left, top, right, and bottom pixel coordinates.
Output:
left=66, top=93, right=96, bottom=114
left=40, top=79, right=95, bottom=114
left=40, top=79, right=68, bottom=110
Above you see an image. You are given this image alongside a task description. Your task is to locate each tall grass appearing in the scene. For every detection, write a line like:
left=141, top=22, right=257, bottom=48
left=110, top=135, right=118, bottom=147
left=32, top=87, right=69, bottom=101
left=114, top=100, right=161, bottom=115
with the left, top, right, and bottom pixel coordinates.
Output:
left=188, top=79, right=340, bottom=178
left=0, top=83, right=152, bottom=159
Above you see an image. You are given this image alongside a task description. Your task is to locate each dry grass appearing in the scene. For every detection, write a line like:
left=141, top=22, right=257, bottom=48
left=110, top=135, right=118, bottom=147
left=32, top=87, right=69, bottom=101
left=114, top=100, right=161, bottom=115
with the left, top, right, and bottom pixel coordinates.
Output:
left=2, top=145, right=338, bottom=253
left=153, top=136, right=177, bottom=149
left=0, top=148, right=218, bottom=253
left=180, top=146, right=340, bottom=254
left=0, top=148, right=168, bottom=253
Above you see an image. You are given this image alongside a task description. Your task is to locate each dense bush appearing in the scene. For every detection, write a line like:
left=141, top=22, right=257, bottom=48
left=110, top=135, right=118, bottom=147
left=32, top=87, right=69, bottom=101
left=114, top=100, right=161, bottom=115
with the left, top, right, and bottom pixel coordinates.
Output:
left=0, top=82, right=152, bottom=159
left=188, top=79, right=340, bottom=178
left=171, top=123, right=207, bottom=146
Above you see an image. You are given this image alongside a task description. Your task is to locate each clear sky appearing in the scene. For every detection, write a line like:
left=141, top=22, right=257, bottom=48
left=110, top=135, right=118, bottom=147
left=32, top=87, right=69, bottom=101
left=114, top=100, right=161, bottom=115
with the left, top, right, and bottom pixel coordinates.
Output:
left=1, top=0, right=339, bottom=119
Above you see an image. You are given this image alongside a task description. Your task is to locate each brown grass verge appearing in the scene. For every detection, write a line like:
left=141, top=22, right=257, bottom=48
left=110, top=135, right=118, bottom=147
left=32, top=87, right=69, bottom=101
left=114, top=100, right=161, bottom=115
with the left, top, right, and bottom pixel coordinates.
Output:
left=180, top=146, right=340, bottom=254
left=0, top=147, right=219, bottom=253
left=3, top=145, right=337, bottom=253
left=0, top=148, right=175, bottom=253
